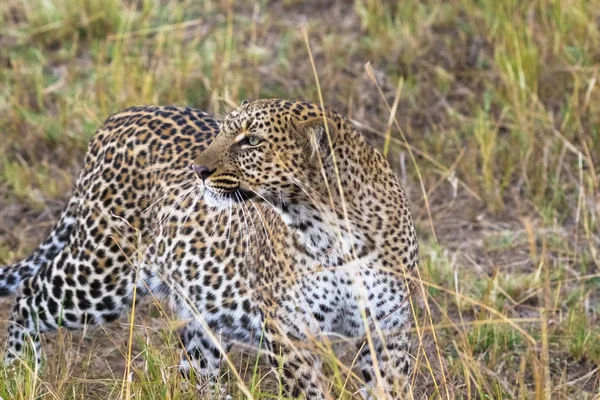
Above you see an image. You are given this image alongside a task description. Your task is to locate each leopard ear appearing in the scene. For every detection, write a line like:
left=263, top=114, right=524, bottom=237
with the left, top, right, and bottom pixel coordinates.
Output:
left=295, top=116, right=338, bottom=157
left=240, top=99, right=250, bottom=107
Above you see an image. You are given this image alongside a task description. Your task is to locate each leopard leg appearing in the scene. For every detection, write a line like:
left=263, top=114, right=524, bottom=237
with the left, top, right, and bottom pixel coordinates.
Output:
left=4, top=241, right=137, bottom=368
left=355, top=327, right=411, bottom=400
left=178, top=321, right=231, bottom=396
left=264, top=319, right=328, bottom=400
left=0, top=195, right=78, bottom=296
left=4, top=280, right=44, bottom=368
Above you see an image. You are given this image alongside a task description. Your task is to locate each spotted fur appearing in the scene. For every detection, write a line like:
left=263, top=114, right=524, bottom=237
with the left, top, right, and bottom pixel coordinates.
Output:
left=1, top=99, right=418, bottom=399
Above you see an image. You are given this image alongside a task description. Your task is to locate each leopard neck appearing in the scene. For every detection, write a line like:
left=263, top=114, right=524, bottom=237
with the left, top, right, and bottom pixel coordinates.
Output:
left=281, top=126, right=399, bottom=267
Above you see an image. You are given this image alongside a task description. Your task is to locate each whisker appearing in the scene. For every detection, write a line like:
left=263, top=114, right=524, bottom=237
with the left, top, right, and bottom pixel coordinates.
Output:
left=154, top=185, right=196, bottom=237
left=141, top=186, right=197, bottom=256
left=240, top=195, right=258, bottom=260
left=247, top=197, right=273, bottom=254
left=236, top=191, right=252, bottom=260
left=244, top=187, right=279, bottom=213
left=209, top=199, right=225, bottom=238
left=225, top=202, right=233, bottom=243
left=168, top=189, right=195, bottom=241
left=291, top=178, right=346, bottom=240
left=234, top=206, right=243, bottom=256
left=241, top=194, right=260, bottom=245
left=142, top=179, right=195, bottom=215
left=180, top=188, right=201, bottom=233
left=291, top=178, right=326, bottom=213
left=291, top=176, right=321, bottom=195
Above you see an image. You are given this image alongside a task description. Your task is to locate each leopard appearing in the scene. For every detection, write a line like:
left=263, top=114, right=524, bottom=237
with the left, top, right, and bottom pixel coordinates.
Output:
left=0, top=98, right=418, bottom=399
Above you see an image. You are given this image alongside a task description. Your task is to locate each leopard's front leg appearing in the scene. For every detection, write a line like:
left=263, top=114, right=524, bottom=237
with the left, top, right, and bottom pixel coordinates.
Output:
left=178, top=321, right=232, bottom=397
left=354, top=326, right=411, bottom=400
left=263, top=312, right=330, bottom=400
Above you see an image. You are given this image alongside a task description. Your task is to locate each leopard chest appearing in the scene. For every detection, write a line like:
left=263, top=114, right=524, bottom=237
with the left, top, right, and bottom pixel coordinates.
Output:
left=143, top=202, right=266, bottom=343
left=275, top=255, right=410, bottom=339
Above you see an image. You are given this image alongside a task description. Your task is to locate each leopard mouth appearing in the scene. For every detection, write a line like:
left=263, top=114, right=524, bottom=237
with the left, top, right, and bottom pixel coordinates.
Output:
left=202, top=185, right=255, bottom=207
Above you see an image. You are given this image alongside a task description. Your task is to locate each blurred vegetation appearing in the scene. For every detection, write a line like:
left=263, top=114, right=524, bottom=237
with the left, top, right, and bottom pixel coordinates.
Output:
left=0, top=0, right=599, bottom=398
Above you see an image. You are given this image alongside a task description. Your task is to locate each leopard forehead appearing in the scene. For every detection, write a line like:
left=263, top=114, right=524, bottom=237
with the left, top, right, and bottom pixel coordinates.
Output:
left=222, top=98, right=330, bottom=135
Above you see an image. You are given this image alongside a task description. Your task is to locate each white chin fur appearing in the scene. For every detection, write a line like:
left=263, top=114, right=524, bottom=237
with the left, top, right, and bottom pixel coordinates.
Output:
left=203, top=190, right=235, bottom=208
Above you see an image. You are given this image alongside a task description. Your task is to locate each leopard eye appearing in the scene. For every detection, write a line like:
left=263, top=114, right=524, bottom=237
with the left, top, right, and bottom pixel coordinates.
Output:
left=237, top=134, right=263, bottom=148
left=248, top=135, right=261, bottom=146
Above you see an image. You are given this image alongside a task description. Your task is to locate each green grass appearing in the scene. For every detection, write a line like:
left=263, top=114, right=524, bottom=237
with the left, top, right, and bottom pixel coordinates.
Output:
left=1, top=0, right=599, bottom=398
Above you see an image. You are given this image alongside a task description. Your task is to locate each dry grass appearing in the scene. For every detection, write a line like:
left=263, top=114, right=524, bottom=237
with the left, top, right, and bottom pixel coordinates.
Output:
left=0, top=0, right=599, bottom=398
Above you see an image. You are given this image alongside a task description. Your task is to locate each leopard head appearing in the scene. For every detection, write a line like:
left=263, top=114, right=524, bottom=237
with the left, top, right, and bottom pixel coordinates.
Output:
left=192, top=99, right=340, bottom=212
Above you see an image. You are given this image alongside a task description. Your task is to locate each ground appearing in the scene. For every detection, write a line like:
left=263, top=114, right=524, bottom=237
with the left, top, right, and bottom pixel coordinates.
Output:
left=0, top=0, right=599, bottom=398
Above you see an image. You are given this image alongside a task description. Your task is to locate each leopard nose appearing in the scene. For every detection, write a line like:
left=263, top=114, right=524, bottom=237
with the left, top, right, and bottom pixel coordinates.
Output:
left=192, top=164, right=215, bottom=180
